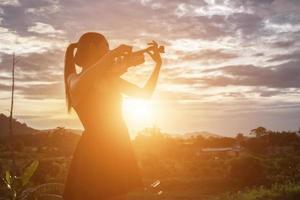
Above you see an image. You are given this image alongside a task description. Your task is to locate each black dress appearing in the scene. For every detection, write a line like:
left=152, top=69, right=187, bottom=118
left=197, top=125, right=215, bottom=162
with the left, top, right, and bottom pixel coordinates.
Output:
left=63, top=78, right=144, bottom=200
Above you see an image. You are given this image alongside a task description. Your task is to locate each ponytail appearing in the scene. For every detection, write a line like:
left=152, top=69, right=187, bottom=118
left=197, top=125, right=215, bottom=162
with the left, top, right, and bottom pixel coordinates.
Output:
left=64, top=43, right=77, bottom=113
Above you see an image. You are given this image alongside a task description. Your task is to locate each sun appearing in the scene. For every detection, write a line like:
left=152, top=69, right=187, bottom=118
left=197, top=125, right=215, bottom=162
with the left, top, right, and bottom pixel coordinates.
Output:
left=122, top=98, right=153, bottom=122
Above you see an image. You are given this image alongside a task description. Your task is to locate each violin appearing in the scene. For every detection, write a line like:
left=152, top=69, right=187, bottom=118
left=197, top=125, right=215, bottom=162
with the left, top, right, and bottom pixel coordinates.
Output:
left=115, top=41, right=165, bottom=68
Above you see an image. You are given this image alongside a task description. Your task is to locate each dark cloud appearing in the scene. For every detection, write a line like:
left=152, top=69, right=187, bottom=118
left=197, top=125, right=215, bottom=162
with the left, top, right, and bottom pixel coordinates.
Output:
left=0, top=0, right=227, bottom=42
left=267, top=51, right=300, bottom=62
left=0, top=73, right=62, bottom=83
left=17, top=82, right=63, bottom=99
left=253, top=53, right=264, bottom=57
left=164, top=15, right=229, bottom=40
left=0, top=81, right=63, bottom=100
left=0, top=0, right=61, bottom=36
left=202, top=61, right=300, bottom=88
left=0, top=0, right=298, bottom=46
left=259, top=90, right=282, bottom=97
left=0, top=50, right=64, bottom=74
left=231, top=0, right=275, bottom=6
left=0, top=49, right=64, bottom=100
left=226, top=12, right=264, bottom=38
left=270, top=40, right=296, bottom=48
left=0, top=83, right=12, bottom=90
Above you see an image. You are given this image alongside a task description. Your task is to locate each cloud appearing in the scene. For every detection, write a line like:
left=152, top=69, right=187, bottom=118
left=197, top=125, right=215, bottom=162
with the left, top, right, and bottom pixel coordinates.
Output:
left=270, top=40, right=296, bottom=48
left=0, top=82, right=11, bottom=90
left=0, top=0, right=300, bottom=134
left=0, top=49, right=64, bottom=73
left=0, top=0, right=20, bottom=7
left=25, top=0, right=60, bottom=16
left=27, top=22, right=65, bottom=36
left=202, top=61, right=300, bottom=88
left=253, top=53, right=264, bottom=57
left=0, top=48, right=65, bottom=101
left=16, top=82, right=63, bottom=100
left=180, top=49, right=238, bottom=62
left=0, top=81, right=63, bottom=100
left=267, top=51, right=300, bottom=62
left=0, top=0, right=61, bottom=37
left=226, top=12, right=263, bottom=37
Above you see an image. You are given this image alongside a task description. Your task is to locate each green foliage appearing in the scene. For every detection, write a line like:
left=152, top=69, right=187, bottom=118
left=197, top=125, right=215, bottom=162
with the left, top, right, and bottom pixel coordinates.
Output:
left=213, top=182, right=300, bottom=200
left=0, top=126, right=300, bottom=199
left=228, top=155, right=266, bottom=186
left=1, top=160, right=39, bottom=200
left=5, top=171, right=12, bottom=185
left=21, top=160, right=39, bottom=187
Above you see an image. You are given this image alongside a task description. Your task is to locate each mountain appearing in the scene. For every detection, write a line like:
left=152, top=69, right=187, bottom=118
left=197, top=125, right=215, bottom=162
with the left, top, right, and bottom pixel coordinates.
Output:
left=39, top=128, right=83, bottom=135
left=0, top=113, right=38, bottom=135
left=0, top=113, right=222, bottom=138
left=184, top=131, right=222, bottom=138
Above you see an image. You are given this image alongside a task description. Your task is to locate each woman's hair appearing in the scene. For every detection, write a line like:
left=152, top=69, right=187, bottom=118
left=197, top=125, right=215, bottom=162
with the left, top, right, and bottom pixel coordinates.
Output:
left=64, top=32, right=109, bottom=112
left=64, top=43, right=77, bottom=113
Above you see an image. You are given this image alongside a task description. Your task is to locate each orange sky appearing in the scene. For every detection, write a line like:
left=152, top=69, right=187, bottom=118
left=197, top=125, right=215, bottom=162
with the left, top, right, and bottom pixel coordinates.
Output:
left=1, top=0, right=300, bottom=137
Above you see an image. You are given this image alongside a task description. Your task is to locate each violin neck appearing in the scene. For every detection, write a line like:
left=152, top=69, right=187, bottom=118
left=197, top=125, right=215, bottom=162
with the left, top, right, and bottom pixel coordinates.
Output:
left=129, top=45, right=164, bottom=55
left=131, top=48, right=148, bottom=55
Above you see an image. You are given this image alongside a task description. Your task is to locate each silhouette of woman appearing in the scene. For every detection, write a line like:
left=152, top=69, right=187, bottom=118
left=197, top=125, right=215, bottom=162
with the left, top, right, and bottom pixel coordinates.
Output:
left=63, top=32, right=162, bottom=200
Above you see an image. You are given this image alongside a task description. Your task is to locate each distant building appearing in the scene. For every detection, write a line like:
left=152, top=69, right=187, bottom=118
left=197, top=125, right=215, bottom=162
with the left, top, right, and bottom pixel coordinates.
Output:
left=198, top=146, right=241, bottom=157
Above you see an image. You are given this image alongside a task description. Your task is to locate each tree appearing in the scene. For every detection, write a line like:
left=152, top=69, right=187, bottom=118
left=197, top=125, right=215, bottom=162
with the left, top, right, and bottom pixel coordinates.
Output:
left=250, top=127, right=268, bottom=137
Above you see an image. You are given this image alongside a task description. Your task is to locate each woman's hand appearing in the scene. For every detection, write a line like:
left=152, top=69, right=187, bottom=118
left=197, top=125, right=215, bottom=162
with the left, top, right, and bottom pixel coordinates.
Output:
left=107, top=56, right=128, bottom=76
left=146, top=41, right=162, bottom=66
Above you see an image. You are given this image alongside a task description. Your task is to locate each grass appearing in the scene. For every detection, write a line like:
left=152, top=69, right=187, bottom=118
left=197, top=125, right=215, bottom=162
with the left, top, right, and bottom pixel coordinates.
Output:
left=213, top=182, right=300, bottom=200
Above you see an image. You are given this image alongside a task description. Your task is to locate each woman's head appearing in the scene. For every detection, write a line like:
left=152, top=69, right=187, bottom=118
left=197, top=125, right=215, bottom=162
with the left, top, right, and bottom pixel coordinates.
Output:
left=74, top=32, right=109, bottom=68
left=64, top=32, right=109, bottom=112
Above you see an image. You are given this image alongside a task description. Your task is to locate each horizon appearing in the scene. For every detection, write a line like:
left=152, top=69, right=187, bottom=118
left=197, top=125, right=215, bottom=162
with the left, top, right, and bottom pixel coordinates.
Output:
left=1, top=112, right=299, bottom=139
left=1, top=0, right=300, bottom=137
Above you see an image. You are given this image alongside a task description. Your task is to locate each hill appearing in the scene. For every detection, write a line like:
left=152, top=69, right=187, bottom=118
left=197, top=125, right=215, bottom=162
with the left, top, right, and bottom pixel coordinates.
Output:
left=39, top=128, right=83, bottom=135
left=184, top=131, right=222, bottom=138
left=0, top=113, right=38, bottom=135
left=170, top=131, right=223, bottom=139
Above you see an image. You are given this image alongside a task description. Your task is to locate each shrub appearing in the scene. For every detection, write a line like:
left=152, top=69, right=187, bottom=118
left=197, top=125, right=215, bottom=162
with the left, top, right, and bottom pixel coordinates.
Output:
left=228, top=155, right=266, bottom=186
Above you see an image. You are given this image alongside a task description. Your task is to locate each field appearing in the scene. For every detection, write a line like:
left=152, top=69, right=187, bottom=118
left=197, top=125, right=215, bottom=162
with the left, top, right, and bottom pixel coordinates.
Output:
left=1, top=126, right=300, bottom=200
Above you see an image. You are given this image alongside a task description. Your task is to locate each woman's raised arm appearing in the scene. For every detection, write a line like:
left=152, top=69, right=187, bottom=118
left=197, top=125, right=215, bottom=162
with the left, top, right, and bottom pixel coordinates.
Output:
left=118, top=42, right=162, bottom=99
left=68, top=44, right=132, bottom=106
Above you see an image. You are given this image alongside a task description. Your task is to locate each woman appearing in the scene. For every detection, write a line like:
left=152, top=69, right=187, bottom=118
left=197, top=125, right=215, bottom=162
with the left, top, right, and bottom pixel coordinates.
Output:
left=63, top=32, right=162, bottom=200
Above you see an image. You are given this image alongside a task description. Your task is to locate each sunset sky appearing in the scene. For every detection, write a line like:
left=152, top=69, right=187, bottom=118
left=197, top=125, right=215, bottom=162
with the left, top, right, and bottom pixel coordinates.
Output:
left=1, top=0, right=300, bottom=137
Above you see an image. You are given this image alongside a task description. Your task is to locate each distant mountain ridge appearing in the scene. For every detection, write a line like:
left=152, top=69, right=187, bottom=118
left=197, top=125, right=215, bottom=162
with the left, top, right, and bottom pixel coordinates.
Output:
left=39, top=128, right=83, bottom=135
left=0, top=113, right=38, bottom=135
left=0, top=113, right=83, bottom=135
left=0, top=113, right=221, bottom=138
left=170, top=131, right=222, bottom=139
left=184, top=131, right=222, bottom=138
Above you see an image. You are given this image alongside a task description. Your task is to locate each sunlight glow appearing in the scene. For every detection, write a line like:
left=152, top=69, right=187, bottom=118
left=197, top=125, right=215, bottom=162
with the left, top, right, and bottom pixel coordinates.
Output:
left=122, top=98, right=153, bottom=122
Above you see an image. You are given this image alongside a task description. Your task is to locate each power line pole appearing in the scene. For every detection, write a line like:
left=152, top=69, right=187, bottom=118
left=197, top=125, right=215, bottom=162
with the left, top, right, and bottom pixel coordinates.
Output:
left=9, top=52, right=19, bottom=176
